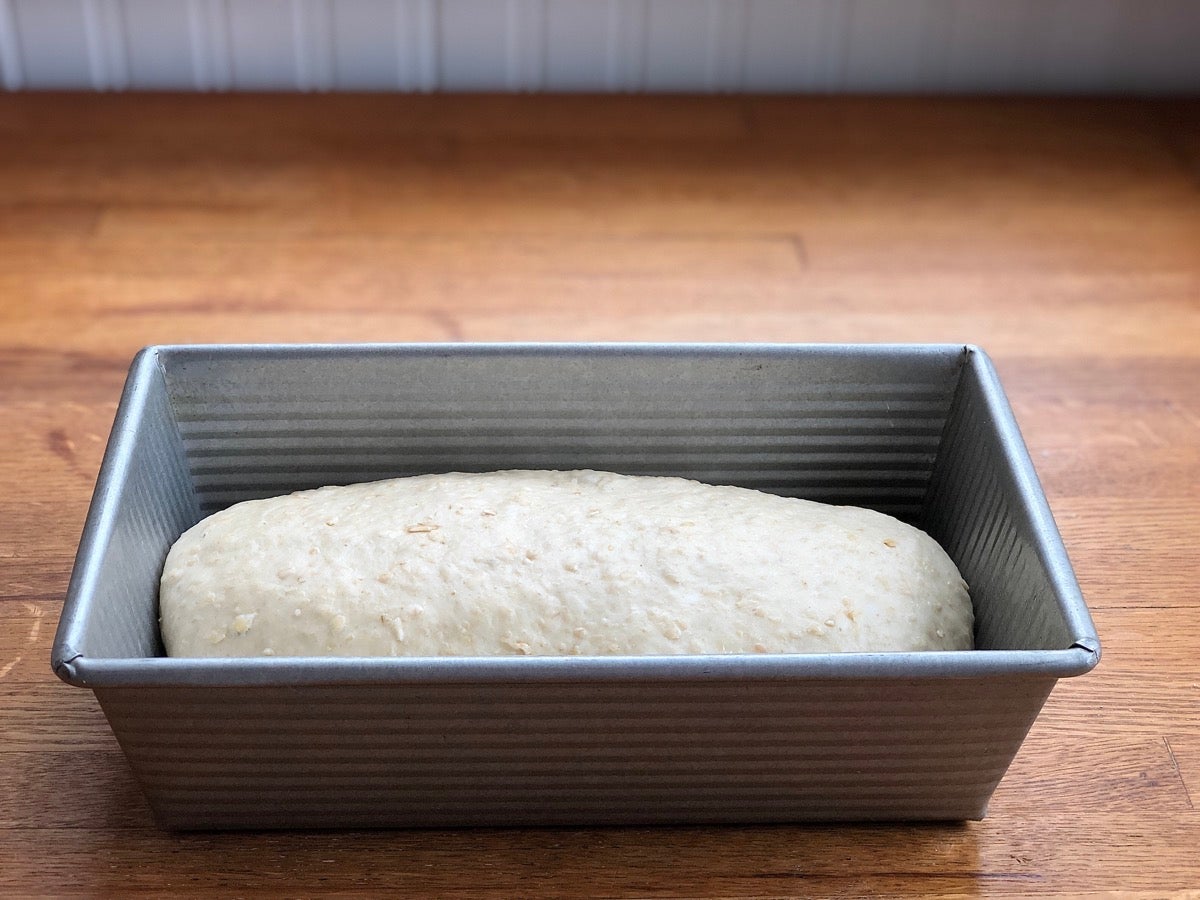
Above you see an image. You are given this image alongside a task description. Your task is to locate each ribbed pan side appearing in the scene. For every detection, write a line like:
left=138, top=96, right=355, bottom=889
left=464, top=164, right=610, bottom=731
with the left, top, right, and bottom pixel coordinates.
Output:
left=97, top=676, right=1053, bottom=830
left=58, top=353, right=199, bottom=664
left=921, top=355, right=1078, bottom=651
left=161, top=345, right=964, bottom=523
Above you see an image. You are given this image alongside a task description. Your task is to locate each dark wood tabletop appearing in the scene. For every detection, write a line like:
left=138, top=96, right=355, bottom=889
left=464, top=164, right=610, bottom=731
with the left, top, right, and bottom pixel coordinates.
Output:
left=1, top=92, right=1198, bottom=897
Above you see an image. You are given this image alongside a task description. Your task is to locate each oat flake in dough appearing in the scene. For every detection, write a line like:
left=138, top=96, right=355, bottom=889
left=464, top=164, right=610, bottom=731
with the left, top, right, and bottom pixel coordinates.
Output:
left=159, top=470, right=974, bottom=657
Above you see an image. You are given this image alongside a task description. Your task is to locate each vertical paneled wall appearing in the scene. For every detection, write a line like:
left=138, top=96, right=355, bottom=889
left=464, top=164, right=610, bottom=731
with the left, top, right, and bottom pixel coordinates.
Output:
left=1, top=0, right=1198, bottom=93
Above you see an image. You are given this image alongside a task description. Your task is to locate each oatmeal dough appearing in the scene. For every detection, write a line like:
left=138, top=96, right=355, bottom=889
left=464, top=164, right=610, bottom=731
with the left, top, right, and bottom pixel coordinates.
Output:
left=159, top=470, right=973, bottom=657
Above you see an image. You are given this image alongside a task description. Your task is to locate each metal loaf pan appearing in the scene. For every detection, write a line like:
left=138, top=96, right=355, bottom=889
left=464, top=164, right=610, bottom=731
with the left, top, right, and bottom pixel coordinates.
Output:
left=52, top=343, right=1099, bottom=830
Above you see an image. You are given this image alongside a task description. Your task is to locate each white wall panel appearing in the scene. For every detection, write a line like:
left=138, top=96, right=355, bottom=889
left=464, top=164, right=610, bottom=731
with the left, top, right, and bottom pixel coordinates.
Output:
left=2, top=0, right=1198, bottom=94
left=1116, top=0, right=1200, bottom=93
left=292, top=0, right=335, bottom=91
left=187, top=0, right=234, bottom=91
left=439, top=0, right=506, bottom=90
left=227, top=0, right=296, bottom=88
left=123, top=0, right=194, bottom=89
left=81, top=0, right=129, bottom=89
left=742, top=0, right=848, bottom=92
left=1019, top=0, right=1118, bottom=95
left=331, top=0, right=400, bottom=88
left=12, top=0, right=92, bottom=88
left=706, top=0, right=748, bottom=91
left=544, top=0, right=610, bottom=91
left=944, top=2, right=1034, bottom=93
left=506, top=0, right=546, bottom=90
left=394, top=0, right=436, bottom=91
left=844, top=0, right=957, bottom=92
left=644, top=0, right=711, bottom=91
left=0, top=0, right=25, bottom=88
left=608, top=0, right=647, bottom=91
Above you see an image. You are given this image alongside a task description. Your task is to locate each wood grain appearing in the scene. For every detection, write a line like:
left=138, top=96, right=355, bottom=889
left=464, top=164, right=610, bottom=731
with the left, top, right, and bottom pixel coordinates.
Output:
left=1, top=93, right=1199, bottom=898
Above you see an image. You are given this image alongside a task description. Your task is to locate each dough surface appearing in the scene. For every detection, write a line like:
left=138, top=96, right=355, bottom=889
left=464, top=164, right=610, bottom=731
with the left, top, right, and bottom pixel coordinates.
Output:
left=159, top=470, right=973, bottom=657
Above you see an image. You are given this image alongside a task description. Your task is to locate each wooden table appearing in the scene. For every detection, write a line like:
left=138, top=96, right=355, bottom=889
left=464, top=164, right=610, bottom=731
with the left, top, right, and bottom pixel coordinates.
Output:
left=2, top=93, right=1198, bottom=897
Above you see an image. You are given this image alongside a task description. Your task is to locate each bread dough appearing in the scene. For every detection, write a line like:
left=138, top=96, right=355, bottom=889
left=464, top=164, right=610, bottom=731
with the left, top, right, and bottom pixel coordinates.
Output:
left=159, top=470, right=973, bottom=657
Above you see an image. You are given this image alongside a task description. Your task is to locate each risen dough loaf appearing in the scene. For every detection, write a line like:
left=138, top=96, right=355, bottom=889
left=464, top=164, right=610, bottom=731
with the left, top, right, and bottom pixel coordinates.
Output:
left=159, top=470, right=973, bottom=657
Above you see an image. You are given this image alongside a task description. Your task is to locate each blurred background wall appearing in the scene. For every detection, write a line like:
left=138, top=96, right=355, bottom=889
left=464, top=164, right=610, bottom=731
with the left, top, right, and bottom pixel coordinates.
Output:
left=1, top=0, right=1198, bottom=94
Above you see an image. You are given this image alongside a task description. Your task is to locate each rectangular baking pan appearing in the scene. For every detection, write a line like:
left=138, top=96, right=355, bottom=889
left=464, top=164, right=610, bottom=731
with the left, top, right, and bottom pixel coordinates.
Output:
left=52, top=343, right=1099, bottom=829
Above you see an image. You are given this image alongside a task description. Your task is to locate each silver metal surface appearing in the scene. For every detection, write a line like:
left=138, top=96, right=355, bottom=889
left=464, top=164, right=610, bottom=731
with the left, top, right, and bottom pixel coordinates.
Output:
left=52, top=343, right=1099, bottom=829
